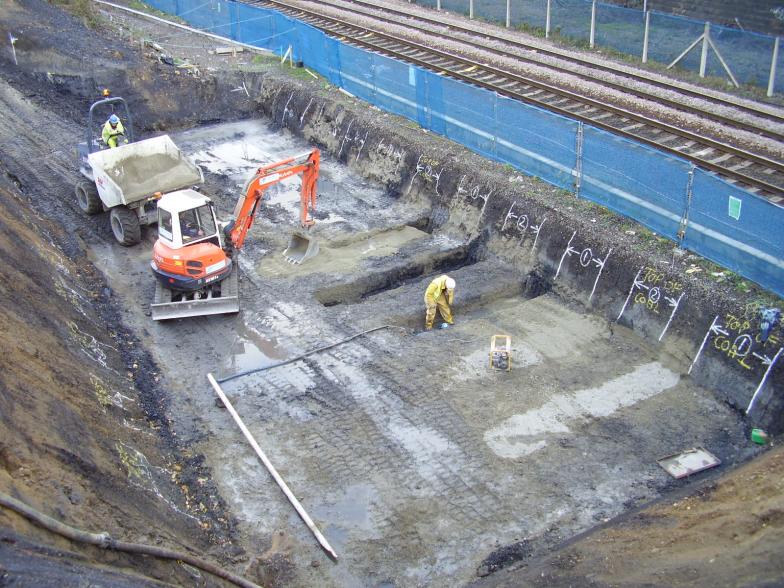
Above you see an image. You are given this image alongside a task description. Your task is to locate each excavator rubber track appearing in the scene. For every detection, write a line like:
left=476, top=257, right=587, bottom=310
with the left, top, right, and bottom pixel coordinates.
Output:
left=151, top=267, right=239, bottom=320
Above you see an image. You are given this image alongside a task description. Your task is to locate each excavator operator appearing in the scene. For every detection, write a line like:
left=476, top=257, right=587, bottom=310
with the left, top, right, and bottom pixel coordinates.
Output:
left=102, top=114, right=126, bottom=148
left=424, top=274, right=456, bottom=330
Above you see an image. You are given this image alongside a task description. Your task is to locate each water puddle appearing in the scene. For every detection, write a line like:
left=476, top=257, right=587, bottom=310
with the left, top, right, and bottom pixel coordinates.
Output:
left=311, top=483, right=380, bottom=552
left=221, top=324, right=286, bottom=375
left=173, top=120, right=385, bottom=227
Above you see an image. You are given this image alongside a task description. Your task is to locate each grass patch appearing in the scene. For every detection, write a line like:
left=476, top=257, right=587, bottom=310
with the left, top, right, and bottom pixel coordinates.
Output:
left=51, top=0, right=103, bottom=28
left=127, top=0, right=188, bottom=24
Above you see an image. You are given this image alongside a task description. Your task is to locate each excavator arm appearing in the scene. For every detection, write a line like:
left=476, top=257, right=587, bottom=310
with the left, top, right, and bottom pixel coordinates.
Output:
left=228, top=149, right=320, bottom=250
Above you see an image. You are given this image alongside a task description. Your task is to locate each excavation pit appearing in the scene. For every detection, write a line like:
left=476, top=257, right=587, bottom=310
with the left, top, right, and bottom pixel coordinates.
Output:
left=3, top=3, right=780, bottom=586
left=78, top=115, right=767, bottom=587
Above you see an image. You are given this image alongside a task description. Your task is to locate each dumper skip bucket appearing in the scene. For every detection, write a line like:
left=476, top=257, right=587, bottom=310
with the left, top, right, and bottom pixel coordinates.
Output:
left=283, top=231, right=319, bottom=264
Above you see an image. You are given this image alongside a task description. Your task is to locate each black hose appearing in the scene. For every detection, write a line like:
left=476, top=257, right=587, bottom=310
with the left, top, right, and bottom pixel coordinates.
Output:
left=217, top=325, right=396, bottom=384
left=0, top=491, right=262, bottom=588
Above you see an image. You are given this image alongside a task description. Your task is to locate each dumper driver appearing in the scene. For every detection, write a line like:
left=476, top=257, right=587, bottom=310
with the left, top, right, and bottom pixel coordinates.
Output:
left=102, top=114, right=126, bottom=148
left=424, top=274, right=456, bottom=330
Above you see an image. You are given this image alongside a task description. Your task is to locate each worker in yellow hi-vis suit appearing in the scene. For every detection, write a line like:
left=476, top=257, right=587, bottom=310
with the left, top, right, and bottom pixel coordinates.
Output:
left=424, top=274, right=455, bottom=330
left=102, top=114, right=126, bottom=148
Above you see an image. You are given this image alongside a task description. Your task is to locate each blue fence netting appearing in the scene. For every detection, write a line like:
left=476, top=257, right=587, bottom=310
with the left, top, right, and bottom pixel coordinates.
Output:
left=594, top=3, right=645, bottom=57
left=683, top=170, right=784, bottom=294
left=581, top=127, right=691, bottom=241
left=495, top=94, right=578, bottom=191
left=144, top=0, right=784, bottom=296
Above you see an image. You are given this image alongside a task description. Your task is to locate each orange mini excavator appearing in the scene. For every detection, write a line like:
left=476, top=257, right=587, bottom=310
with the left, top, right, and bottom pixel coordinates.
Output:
left=149, top=148, right=320, bottom=320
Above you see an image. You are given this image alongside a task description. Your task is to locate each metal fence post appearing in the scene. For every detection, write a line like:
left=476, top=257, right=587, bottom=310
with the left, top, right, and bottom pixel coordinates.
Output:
left=437, top=0, right=441, bottom=10
left=546, top=0, right=551, bottom=38
left=506, top=0, right=511, bottom=28
left=642, top=10, right=650, bottom=63
left=590, top=1, right=596, bottom=49
left=574, top=122, right=584, bottom=199
left=768, top=36, right=780, bottom=97
left=470, top=0, right=474, bottom=19
left=678, top=166, right=695, bottom=244
left=700, top=22, right=710, bottom=78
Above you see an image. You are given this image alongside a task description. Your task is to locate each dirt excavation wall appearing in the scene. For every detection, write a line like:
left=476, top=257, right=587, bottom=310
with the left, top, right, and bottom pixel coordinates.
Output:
left=0, top=170, right=237, bottom=584
left=249, top=71, right=783, bottom=434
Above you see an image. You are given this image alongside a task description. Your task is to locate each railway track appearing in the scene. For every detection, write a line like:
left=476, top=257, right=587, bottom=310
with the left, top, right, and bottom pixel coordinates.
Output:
left=254, top=0, right=784, bottom=202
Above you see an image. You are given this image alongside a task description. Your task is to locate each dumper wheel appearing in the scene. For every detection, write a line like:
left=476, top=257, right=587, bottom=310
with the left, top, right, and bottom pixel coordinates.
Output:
left=110, top=206, right=141, bottom=246
left=75, top=181, right=102, bottom=214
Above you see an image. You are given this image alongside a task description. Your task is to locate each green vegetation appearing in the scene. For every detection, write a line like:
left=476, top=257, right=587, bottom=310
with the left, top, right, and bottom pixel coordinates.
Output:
left=51, top=0, right=102, bottom=29
left=127, top=0, right=188, bottom=24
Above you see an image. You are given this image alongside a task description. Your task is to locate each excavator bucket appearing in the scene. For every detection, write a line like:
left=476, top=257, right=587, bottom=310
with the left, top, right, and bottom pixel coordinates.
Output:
left=283, top=231, right=319, bottom=264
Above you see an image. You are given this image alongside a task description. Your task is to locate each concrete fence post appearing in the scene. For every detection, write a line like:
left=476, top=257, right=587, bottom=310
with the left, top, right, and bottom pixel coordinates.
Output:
left=642, top=10, right=650, bottom=63
left=506, top=0, right=511, bottom=28
left=590, top=1, right=596, bottom=49
left=699, top=22, right=710, bottom=78
left=470, top=0, right=474, bottom=19
left=768, top=36, right=780, bottom=97
left=546, top=0, right=551, bottom=38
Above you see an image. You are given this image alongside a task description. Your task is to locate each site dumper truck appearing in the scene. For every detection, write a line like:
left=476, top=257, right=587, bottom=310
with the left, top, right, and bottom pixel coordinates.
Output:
left=74, top=96, right=203, bottom=246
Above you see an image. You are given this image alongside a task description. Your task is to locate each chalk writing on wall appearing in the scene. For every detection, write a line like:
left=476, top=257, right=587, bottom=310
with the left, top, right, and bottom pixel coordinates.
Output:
left=407, top=154, right=444, bottom=196
left=337, top=120, right=369, bottom=162
left=299, top=98, right=314, bottom=128
left=457, top=175, right=492, bottom=219
left=500, top=201, right=546, bottom=254
left=617, top=266, right=685, bottom=341
left=554, top=231, right=612, bottom=301
left=376, top=139, right=406, bottom=173
left=688, top=313, right=783, bottom=414
left=281, top=92, right=296, bottom=125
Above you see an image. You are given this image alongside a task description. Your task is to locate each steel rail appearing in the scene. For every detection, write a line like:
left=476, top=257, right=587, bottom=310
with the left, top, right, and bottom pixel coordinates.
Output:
left=253, top=0, right=784, bottom=196
left=268, top=0, right=784, bottom=138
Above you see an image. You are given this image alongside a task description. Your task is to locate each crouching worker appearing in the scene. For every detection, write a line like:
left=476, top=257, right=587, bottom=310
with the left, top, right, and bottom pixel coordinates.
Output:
left=102, top=114, right=126, bottom=148
left=424, top=274, right=455, bottom=330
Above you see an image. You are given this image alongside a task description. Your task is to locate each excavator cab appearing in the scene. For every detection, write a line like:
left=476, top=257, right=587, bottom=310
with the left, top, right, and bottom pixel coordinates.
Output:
left=150, top=149, right=322, bottom=320
left=151, top=189, right=232, bottom=292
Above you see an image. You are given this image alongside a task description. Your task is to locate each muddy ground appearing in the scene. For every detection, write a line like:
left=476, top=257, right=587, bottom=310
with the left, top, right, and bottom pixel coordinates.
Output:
left=0, top=0, right=782, bottom=586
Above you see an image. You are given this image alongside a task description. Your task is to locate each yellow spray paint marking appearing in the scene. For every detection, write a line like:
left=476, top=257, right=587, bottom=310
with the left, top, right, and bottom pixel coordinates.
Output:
left=116, top=442, right=146, bottom=481
left=457, top=65, right=477, bottom=74
left=91, top=374, right=111, bottom=407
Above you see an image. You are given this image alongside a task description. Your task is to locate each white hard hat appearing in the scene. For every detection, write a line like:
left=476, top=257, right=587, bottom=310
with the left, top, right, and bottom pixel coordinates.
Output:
left=445, top=277, right=456, bottom=289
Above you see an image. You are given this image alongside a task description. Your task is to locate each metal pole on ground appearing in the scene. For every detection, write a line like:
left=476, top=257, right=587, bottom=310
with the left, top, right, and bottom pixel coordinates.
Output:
left=590, top=1, right=596, bottom=49
left=207, top=373, right=338, bottom=561
left=469, top=0, right=474, bottom=20
left=642, top=10, right=650, bottom=63
left=506, top=0, right=511, bottom=28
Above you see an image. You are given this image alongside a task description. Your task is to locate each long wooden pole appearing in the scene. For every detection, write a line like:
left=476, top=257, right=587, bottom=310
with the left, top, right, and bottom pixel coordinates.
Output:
left=207, top=373, right=338, bottom=561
